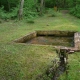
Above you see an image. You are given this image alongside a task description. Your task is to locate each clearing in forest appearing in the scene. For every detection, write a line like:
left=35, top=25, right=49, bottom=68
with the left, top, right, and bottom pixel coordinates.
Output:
left=0, top=11, right=80, bottom=80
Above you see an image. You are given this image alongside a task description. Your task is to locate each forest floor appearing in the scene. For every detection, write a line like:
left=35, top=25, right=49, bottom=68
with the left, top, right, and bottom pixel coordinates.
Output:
left=0, top=10, right=80, bottom=80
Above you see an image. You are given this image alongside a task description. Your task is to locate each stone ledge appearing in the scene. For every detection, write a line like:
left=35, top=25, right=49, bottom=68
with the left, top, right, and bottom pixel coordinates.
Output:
left=13, top=30, right=80, bottom=53
left=14, top=31, right=37, bottom=43
left=37, top=30, right=76, bottom=37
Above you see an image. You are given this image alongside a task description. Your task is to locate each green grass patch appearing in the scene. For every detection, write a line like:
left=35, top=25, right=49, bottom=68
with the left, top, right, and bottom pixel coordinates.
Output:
left=59, top=52, right=80, bottom=80
left=0, top=43, right=56, bottom=80
left=0, top=10, right=80, bottom=80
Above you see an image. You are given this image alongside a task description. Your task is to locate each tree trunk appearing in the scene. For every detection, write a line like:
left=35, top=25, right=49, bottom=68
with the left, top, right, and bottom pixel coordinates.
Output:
left=40, top=0, right=44, bottom=15
left=18, top=0, right=24, bottom=20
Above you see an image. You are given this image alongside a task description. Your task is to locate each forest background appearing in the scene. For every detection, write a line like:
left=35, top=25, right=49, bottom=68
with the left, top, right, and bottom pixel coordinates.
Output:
left=0, top=0, right=80, bottom=20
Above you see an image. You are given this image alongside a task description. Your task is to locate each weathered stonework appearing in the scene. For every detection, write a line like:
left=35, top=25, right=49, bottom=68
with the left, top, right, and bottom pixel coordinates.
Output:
left=13, top=30, right=80, bottom=52
left=14, top=31, right=37, bottom=43
left=74, top=32, right=80, bottom=48
left=56, top=32, right=80, bottom=53
left=37, top=30, right=76, bottom=37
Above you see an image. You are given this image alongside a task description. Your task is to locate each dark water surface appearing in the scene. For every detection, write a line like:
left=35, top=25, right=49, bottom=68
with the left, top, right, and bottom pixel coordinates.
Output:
left=26, top=36, right=74, bottom=47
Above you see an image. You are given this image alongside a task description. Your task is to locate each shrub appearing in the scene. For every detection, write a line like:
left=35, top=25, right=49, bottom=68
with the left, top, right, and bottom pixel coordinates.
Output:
left=0, top=6, right=18, bottom=20
left=70, top=5, right=80, bottom=18
left=24, top=7, right=38, bottom=20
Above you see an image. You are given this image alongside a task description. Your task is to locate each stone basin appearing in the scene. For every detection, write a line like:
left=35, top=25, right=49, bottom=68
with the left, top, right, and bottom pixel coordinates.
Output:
left=13, top=30, right=80, bottom=52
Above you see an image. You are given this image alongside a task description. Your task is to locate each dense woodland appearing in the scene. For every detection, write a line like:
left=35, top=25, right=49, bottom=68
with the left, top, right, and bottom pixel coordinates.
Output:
left=0, top=0, right=80, bottom=20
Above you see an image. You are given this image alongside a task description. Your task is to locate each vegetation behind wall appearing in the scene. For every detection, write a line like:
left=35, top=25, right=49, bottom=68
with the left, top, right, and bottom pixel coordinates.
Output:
left=0, top=0, right=80, bottom=20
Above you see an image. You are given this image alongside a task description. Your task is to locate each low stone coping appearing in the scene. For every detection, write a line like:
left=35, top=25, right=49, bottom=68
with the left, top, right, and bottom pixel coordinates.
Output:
left=13, top=30, right=80, bottom=52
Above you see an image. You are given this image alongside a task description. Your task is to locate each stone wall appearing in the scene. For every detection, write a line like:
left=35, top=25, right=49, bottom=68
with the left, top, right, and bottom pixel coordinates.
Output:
left=13, top=30, right=80, bottom=52
left=74, top=32, right=80, bottom=49
left=37, top=30, right=76, bottom=37
left=14, top=31, right=37, bottom=43
left=56, top=32, right=80, bottom=53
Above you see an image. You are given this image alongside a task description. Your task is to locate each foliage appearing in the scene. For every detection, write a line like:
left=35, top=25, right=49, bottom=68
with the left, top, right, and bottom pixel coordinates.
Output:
left=45, top=0, right=55, bottom=8
left=0, top=0, right=19, bottom=11
left=0, top=6, right=18, bottom=20
left=23, top=0, right=39, bottom=19
left=70, top=5, right=80, bottom=18
left=0, top=0, right=80, bottom=19
left=66, top=0, right=80, bottom=18
left=0, top=0, right=39, bottom=20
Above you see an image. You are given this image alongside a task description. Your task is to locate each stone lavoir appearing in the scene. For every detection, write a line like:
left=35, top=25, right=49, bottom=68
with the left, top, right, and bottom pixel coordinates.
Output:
left=13, top=30, right=80, bottom=52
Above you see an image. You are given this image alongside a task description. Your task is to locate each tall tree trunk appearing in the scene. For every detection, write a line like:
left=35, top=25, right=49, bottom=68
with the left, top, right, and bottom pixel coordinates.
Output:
left=18, top=0, right=24, bottom=20
left=40, top=0, right=44, bottom=15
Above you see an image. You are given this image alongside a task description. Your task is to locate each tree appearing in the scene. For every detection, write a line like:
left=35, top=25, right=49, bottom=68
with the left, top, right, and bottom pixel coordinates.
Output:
left=18, top=0, right=24, bottom=20
left=40, top=0, right=45, bottom=15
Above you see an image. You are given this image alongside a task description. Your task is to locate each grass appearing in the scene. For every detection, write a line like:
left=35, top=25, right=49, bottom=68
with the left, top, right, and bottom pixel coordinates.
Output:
left=0, top=10, right=80, bottom=80
left=59, top=52, right=80, bottom=80
left=0, top=43, right=56, bottom=80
